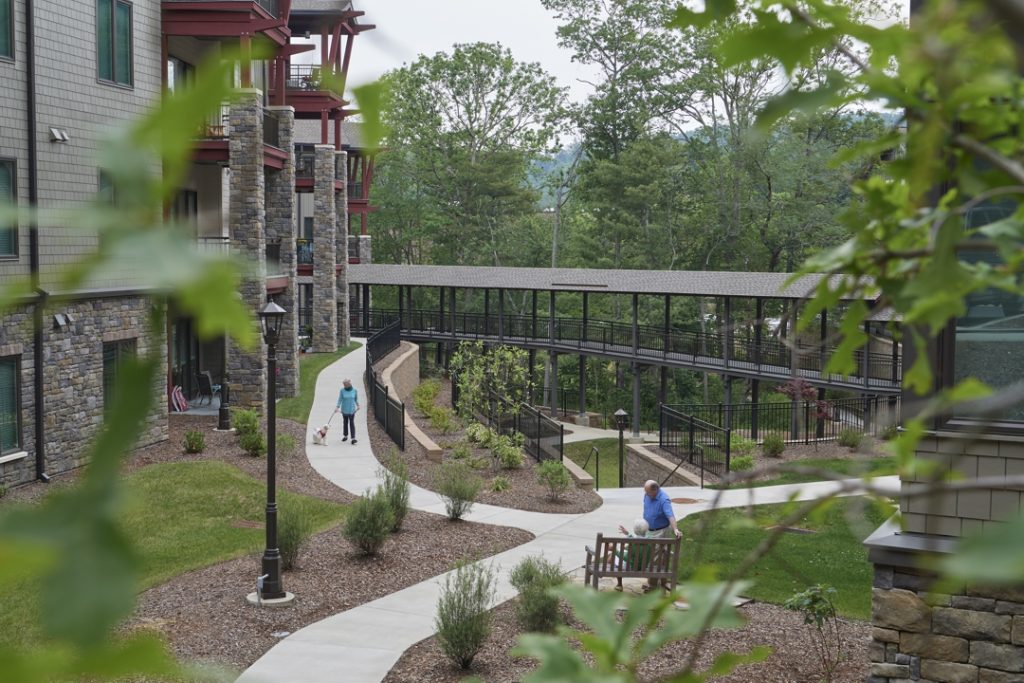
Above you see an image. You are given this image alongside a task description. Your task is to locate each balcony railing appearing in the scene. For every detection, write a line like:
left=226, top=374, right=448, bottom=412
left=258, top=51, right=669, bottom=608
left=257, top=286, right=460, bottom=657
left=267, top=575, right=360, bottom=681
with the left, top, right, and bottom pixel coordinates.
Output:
left=296, top=145, right=315, bottom=179
left=286, top=64, right=334, bottom=91
left=266, top=241, right=283, bottom=276
left=197, top=235, right=230, bottom=255
left=257, top=0, right=279, bottom=17
left=347, top=181, right=363, bottom=199
left=263, top=112, right=280, bottom=148
left=197, top=103, right=230, bottom=139
left=296, top=238, right=313, bottom=265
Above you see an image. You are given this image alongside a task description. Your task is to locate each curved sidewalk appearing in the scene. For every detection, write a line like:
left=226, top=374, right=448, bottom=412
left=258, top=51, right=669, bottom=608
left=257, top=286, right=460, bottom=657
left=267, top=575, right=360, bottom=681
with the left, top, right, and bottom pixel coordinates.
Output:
left=239, top=341, right=898, bottom=683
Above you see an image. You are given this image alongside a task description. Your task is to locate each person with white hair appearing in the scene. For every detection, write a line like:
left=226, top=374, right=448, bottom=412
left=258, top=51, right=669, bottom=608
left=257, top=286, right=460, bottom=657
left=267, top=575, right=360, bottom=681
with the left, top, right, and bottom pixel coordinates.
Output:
left=641, top=479, right=682, bottom=591
left=603, top=518, right=652, bottom=592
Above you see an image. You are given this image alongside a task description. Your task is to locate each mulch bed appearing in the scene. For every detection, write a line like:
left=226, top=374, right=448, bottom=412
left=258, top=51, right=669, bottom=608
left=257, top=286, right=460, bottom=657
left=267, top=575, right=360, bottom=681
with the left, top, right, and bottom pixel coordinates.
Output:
left=384, top=598, right=871, bottom=683
left=370, top=353, right=602, bottom=515
left=7, top=414, right=534, bottom=673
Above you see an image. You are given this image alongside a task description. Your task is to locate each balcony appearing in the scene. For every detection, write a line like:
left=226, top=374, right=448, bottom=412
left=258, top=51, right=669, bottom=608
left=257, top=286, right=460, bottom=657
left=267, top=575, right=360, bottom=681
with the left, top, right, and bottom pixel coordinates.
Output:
left=263, top=112, right=280, bottom=148
left=273, top=64, right=346, bottom=119
left=198, top=235, right=230, bottom=256
left=296, top=238, right=313, bottom=266
left=266, top=241, right=283, bottom=276
left=296, top=146, right=315, bottom=180
left=347, top=181, right=363, bottom=200
left=256, top=0, right=278, bottom=16
left=348, top=236, right=360, bottom=263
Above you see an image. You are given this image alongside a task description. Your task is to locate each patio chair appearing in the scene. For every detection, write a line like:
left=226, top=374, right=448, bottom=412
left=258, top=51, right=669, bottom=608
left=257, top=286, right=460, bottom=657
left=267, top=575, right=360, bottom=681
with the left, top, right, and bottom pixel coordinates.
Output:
left=194, top=371, right=218, bottom=406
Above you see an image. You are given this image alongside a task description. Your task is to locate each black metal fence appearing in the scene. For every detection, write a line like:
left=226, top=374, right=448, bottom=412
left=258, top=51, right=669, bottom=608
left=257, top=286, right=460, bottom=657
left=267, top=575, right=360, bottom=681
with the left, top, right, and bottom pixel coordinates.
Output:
left=660, top=405, right=731, bottom=485
left=365, top=319, right=404, bottom=450
left=665, top=395, right=901, bottom=445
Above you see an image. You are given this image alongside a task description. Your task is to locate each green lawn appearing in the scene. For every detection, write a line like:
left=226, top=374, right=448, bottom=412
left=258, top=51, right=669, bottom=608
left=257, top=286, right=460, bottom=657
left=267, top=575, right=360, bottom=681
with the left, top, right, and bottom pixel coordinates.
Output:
left=678, top=497, right=893, bottom=619
left=0, top=460, right=346, bottom=649
left=564, top=438, right=622, bottom=489
left=710, top=456, right=897, bottom=489
left=276, top=342, right=360, bottom=424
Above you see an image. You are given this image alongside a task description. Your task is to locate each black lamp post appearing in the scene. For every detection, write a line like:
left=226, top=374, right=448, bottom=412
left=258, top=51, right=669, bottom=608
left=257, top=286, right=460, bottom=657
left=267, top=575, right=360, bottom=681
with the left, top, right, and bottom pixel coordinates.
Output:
left=258, top=300, right=287, bottom=601
left=614, top=408, right=629, bottom=488
left=217, top=336, right=231, bottom=431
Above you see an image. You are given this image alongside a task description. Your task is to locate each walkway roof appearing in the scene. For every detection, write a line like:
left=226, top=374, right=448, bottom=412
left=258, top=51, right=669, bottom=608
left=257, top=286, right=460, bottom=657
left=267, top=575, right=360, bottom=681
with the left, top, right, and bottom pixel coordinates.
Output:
left=348, top=264, right=876, bottom=301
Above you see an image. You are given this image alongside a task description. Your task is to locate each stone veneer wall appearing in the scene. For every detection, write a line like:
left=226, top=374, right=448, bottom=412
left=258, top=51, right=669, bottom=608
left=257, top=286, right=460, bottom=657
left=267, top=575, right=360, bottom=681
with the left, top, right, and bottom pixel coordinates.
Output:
left=227, top=90, right=267, bottom=408
left=870, top=565, right=1024, bottom=682
left=312, top=145, right=337, bottom=352
left=335, top=151, right=350, bottom=346
left=357, top=234, right=372, bottom=265
left=0, top=297, right=168, bottom=488
left=264, top=106, right=299, bottom=398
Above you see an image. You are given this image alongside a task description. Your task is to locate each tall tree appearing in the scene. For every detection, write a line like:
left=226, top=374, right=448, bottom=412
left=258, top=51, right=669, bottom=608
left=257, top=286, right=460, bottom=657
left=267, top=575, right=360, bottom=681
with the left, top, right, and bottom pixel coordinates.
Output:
left=371, top=43, right=567, bottom=266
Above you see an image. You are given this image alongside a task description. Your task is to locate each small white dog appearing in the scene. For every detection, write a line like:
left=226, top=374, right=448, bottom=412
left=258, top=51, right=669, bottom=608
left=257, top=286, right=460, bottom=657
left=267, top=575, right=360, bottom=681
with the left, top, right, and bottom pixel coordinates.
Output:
left=312, top=423, right=330, bottom=445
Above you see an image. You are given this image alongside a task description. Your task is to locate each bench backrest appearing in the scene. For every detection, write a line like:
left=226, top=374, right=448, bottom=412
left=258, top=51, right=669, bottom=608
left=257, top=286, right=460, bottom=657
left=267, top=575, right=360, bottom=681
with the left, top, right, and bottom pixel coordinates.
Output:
left=592, top=533, right=682, bottom=578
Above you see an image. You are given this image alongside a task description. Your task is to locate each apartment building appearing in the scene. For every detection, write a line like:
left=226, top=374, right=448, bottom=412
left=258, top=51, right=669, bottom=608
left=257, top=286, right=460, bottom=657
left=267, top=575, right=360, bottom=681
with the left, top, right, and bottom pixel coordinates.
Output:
left=0, top=0, right=372, bottom=488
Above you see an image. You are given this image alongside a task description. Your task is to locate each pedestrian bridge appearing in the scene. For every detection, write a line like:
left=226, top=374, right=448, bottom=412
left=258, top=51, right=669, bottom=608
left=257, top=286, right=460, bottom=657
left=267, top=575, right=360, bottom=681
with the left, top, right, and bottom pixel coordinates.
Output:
left=346, top=264, right=900, bottom=395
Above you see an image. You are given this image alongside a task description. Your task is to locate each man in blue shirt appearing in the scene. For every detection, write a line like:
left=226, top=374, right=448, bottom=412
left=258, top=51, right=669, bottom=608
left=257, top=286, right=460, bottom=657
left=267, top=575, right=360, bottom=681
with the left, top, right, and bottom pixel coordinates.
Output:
left=642, top=480, right=682, bottom=591
left=335, top=378, right=360, bottom=445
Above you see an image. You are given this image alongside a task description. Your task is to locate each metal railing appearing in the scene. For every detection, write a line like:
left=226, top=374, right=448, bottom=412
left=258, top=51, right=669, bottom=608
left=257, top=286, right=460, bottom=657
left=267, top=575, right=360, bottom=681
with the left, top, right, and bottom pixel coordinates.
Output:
left=348, top=181, right=364, bottom=199
left=263, top=111, right=280, bottom=148
left=348, top=306, right=902, bottom=392
left=664, top=396, right=901, bottom=444
left=660, top=405, right=731, bottom=486
left=366, top=318, right=405, bottom=450
left=296, top=238, right=313, bottom=265
left=295, top=146, right=316, bottom=179
left=265, top=241, right=282, bottom=276
left=197, top=235, right=230, bottom=256
left=285, top=64, right=327, bottom=91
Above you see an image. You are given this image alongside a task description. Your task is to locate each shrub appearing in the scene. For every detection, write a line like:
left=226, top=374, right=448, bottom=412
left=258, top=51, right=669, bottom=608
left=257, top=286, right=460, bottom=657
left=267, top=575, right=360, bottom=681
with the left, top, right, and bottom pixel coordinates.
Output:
left=0, top=484, right=6, bottom=499
left=436, top=560, right=496, bottom=670
left=730, top=455, right=755, bottom=472
left=509, top=556, right=566, bottom=633
left=731, top=435, right=756, bottom=457
left=490, top=475, right=510, bottom=492
left=276, top=433, right=297, bottom=458
left=233, top=408, right=260, bottom=438
left=464, top=422, right=491, bottom=445
left=838, top=428, right=864, bottom=449
left=450, top=441, right=472, bottom=460
left=880, top=423, right=899, bottom=441
left=182, top=429, right=205, bottom=454
left=467, top=456, right=490, bottom=470
left=435, top=461, right=482, bottom=520
left=492, top=434, right=525, bottom=469
left=278, top=504, right=314, bottom=570
left=413, top=379, right=442, bottom=416
left=239, top=430, right=267, bottom=458
left=785, top=585, right=843, bottom=683
left=762, top=433, right=785, bottom=458
left=343, top=490, right=394, bottom=555
left=378, top=454, right=411, bottom=532
left=536, top=460, right=572, bottom=501
left=429, top=406, right=459, bottom=435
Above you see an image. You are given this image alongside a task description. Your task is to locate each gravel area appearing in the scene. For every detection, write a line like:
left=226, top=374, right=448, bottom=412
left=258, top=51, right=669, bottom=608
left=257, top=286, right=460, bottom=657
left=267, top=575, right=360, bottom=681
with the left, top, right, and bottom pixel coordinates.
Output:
left=368, top=367, right=602, bottom=515
left=384, top=598, right=871, bottom=683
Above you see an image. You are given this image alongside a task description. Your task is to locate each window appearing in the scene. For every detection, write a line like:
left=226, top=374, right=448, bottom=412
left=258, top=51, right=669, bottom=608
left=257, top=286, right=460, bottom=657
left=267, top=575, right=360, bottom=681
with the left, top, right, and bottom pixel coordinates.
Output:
left=0, top=357, right=20, bottom=455
left=0, top=159, right=15, bottom=257
left=98, top=169, right=116, bottom=205
left=103, top=339, right=136, bottom=413
left=950, top=200, right=1024, bottom=423
left=0, top=0, right=12, bottom=60
left=167, top=56, right=192, bottom=93
left=97, top=0, right=132, bottom=86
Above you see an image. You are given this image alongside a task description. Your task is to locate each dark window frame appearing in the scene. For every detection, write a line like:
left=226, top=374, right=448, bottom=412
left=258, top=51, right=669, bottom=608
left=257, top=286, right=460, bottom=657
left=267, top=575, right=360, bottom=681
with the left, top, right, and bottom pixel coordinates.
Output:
left=0, top=158, right=18, bottom=259
left=0, top=0, right=14, bottom=62
left=103, top=338, right=137, bottom=414
left=96, top=0, right=133, bottom=88
left=0, top=355, right=22, bottom=456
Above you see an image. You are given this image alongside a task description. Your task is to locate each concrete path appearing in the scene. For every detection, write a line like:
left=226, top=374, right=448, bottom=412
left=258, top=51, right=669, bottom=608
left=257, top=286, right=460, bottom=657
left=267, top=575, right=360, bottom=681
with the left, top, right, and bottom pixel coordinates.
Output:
left=558, top=420, right=659, bottom=444
left=239, top=340, right=899, bottom=683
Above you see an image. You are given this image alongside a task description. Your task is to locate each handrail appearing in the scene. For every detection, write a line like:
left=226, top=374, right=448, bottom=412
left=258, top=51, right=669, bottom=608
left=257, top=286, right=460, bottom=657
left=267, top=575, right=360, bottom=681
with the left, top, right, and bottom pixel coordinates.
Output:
left=349, top=306, right=901, bottom=392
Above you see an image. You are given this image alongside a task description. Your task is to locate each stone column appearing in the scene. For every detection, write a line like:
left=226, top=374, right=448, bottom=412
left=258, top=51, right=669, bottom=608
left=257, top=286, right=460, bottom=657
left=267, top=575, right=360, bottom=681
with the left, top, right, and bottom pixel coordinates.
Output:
left=358, top=234, right=372, bottom=264
left=227, top=89, right=267, bottom=410
left=312, top=144, right=337, bottom=352
left=265, top=105, right=298, bottom=398
left=335, top=150, right=351, bottom=345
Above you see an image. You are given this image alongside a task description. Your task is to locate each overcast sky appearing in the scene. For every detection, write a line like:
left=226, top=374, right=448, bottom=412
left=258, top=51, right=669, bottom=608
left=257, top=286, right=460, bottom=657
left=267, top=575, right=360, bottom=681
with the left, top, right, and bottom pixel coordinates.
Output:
left=342, top=0, right=599, bottom=103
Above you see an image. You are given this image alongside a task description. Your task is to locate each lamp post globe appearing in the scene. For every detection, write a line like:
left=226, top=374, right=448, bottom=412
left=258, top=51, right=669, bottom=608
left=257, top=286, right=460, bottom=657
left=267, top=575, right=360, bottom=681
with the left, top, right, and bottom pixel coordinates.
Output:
left=614, top=408, right=629, bottom=488
left=255, top=300, right=289, bottom=603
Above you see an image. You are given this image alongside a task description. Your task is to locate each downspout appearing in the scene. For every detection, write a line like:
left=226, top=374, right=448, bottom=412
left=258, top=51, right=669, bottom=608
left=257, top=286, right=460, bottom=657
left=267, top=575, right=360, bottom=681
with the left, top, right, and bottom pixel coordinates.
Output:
left=25, top=0, right=48, bottom=482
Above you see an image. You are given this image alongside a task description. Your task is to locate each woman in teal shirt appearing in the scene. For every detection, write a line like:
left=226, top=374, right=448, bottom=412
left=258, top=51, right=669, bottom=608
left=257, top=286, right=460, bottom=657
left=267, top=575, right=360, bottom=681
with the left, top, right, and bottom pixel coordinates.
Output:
left=335, top=378, right=360, bottom=444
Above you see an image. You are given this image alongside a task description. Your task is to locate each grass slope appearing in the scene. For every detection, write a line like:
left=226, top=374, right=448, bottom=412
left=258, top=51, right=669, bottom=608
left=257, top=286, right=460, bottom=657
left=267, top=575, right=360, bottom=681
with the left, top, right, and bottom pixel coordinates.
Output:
left=711, top=456, right=896, bottom=489
left=563, top=438, right=622, bottom=489
left=678, top=497, right=893, bottom=619
left=276, top=342, right=360, bottom=424
left=0, top=460, right=346, bottom=648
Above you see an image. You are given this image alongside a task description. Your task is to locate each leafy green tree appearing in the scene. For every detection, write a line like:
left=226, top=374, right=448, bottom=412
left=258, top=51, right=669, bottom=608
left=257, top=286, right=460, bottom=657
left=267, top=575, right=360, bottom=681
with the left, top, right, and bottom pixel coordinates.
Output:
left=449, top=341, right=531, bottom=422
left=371, top=42, right=567, bottom=266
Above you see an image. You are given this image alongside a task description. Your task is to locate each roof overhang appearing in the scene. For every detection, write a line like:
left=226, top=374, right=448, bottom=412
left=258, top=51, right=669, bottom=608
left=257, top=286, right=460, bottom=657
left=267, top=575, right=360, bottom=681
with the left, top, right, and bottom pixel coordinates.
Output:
left=162, top=1, right=291, bottom=46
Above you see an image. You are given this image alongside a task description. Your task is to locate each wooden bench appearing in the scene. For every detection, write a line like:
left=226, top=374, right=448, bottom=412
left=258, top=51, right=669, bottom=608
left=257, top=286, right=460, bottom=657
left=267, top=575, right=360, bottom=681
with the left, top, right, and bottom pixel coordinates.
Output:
left=583, top=533, right=682, bottom=591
